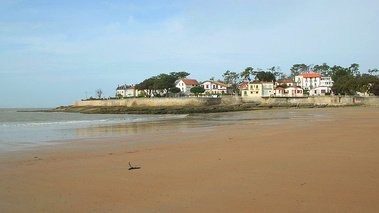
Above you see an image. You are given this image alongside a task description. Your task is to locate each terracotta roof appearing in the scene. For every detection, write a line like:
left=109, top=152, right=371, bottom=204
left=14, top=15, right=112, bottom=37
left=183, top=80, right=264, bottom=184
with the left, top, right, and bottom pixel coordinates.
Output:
left=277, top=79, right=295, bottom=83
left=287, top=86, right=303, bottom=89
left=180, top=79, right=199, bottom=85
left=275, top=87, right=285, bottom=90
left=298, top=73, right=322, bottom=78
left=129, top=86, right=136, bottom=89
left=202, top=81, right=228, bottom=87
left=239, top=82, right=248, bottom=89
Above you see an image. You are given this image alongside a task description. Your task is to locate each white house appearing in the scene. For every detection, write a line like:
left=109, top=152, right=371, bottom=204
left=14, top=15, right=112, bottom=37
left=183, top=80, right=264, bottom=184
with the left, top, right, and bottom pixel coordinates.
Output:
left=116, top=85, right=137, bottom=98
left=309, top=86, right=333, bottom=96
left=275, top=86, right=304, bottom=97
left=295, top=73, right=333, bottom=90
left=175, top=79, right=200, bottom=95
left=200, top=81, right=231, bottom=95
left=276, top=79, right=297, bottom=87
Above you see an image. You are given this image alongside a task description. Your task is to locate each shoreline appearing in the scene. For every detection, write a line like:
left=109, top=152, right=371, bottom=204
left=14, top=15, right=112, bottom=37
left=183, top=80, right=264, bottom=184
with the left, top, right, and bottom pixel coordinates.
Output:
left=44, top=103, right=365, bottom=114
left=1, top=107, right=378, bottom=212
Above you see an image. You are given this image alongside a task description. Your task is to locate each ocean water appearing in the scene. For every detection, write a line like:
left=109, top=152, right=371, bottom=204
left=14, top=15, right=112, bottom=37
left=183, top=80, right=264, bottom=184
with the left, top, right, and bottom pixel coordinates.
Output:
left=0, top=108, right=329, bottom=153
left=0, top=108, right=187, bottom=152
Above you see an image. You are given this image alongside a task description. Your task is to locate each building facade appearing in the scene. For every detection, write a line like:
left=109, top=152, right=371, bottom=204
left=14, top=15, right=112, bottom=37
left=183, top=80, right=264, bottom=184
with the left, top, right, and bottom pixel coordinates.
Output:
left=295, top=73, right=333, bottom=91
left=175, top=79, right=200, bottom=95
left=116, top=85, right=137, bottom=98
left=275, top=86, right=304, bottom=97
left=241, top=81, right=275, bottom=97
left=200, top=81, right=231, bottom=95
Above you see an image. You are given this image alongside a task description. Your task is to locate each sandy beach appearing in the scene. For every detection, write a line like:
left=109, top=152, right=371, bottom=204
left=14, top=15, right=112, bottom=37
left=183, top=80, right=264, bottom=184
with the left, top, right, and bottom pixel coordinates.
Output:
left=1, top=107, right=379, bottom=212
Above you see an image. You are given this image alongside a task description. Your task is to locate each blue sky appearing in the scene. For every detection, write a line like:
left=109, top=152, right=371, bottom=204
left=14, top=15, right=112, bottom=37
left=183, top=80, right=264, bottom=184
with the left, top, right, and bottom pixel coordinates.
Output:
left=1, top=0, right=378, bottom=108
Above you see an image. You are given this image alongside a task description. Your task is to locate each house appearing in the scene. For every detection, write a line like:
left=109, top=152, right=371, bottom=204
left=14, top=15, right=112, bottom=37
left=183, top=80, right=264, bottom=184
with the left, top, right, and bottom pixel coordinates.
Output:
left=200, top=81, right=231, bottom=95
left=275, top=86, right=304, bottom=97
left=175, top=79, right=200, bottom=95
left=276, top=79, right=297, bottom=87
left=309, top=86, right=333, bottom=96
left=295, top=73, right=333, bottom=90
left=240, top=81, right=275, bottom=97
left=116, top=85, right=138, bottom=98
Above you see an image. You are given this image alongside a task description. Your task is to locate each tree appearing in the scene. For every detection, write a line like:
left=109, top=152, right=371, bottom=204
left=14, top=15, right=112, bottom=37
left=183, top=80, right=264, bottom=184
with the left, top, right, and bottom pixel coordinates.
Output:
left=368, top=68, right=379, bottom=76
left=169, top=87, right=181, bottom=97
left=348, top=63, right=360, bottom=77
left=95, top=89, right=103, bottom=99
left=255, top=71, right=276, bottom=82
left=313, top=63, right=330, bottom=76
left=267, top=66, right=284, bottom=80
left=154, top=74, right=177, bottom=96
left=223, top=70, right=240, bottom=95
left=330, top=65, right=350, bottom=82
left=136, top=77, right=157, bottom=97
left=289, top=64, right=310, bottom=79
left=332, top=75, right=358, bottom=95
left=169, top=71, right=190, bottom=80
left=240, top=67, right=254, bottom=82
left=190, top=86, right=205, bottom=96
left=358, top=74, right=379, bottom=95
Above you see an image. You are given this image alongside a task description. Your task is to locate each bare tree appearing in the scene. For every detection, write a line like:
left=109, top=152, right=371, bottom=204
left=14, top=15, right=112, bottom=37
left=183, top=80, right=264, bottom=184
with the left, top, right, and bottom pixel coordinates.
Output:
left=96, top=88, right=103, bottom=99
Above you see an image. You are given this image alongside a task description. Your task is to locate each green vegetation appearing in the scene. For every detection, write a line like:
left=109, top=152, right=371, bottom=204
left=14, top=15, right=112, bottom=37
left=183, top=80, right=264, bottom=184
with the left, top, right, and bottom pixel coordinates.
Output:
left=287, top=63, right=379, bottom=95
left=135, top=71, right=190, bottom=97
left=190, top=86, right=205, bottom=96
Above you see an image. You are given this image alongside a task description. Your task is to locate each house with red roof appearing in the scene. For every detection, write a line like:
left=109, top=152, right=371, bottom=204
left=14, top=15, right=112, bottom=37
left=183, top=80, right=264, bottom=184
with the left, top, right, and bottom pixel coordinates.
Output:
left=275, top=86, right=304, bottom=97
left=200, top=81, right=231, bottom=95
left=295, top=73, right=334, bottom=92
left=309, top=86, right=333, bottom=96
left=240, top=81, right=275, bottom=97
left=175, top=79, right=200, bottom=95
left=116, top=85, right=138, bottom=97
left=276, top=79, right=297, bottom=87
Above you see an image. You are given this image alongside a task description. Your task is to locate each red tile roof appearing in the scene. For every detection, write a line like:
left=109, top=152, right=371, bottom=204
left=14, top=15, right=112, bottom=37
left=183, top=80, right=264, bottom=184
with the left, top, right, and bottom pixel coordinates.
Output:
left=287, top=86, right=303, bottom=89
left=180, top=79, right=200, bottom=85
left=277, top=79, right=295, bottom=83
left=298, top=73, right=322, bottom=78
left=204, top=81, right=229, bottom=87
left=239, top=82, right=248, bottom=89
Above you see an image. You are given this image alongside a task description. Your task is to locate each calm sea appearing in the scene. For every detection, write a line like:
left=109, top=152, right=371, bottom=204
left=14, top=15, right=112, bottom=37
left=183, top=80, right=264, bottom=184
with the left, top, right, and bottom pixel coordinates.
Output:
left=0, top=108, right=328, bottom=153
left=0, top=108, right=187, bottom=153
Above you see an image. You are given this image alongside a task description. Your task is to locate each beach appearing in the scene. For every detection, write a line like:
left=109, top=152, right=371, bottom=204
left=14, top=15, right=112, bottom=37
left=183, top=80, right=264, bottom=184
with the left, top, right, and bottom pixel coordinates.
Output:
left=1, top=107, right=378, bottom=212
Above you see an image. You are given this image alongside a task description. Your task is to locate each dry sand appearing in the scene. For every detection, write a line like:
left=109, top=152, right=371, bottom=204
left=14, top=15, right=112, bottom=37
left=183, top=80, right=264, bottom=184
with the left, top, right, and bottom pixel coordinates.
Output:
left=1, top=107, right=379, bottom=212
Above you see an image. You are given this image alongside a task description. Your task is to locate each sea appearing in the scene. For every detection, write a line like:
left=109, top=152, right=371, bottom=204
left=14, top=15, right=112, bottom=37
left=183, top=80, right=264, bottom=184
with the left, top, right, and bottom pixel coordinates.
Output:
left=0, top=108, right=188, bottom=153
left=0, top=108, right=327, bottom=153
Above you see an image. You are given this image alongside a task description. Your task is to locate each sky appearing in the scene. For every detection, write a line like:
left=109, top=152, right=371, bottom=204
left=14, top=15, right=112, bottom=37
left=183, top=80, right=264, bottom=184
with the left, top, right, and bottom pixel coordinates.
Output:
left=1, top=0, right=378, bottom=108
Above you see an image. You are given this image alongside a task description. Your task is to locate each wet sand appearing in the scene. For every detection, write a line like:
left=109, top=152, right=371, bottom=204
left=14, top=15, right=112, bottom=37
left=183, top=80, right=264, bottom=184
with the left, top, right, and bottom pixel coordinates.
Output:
left=1, top=107, right=379, bottom=212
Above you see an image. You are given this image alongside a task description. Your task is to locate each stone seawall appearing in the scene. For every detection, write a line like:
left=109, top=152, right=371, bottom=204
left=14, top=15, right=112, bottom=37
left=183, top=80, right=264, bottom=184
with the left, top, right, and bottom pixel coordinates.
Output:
left=73, top=96, right=379, bottom=108
left=74, top=97, right=222, bottom=107
left=242, top=96, right=379, bottom=106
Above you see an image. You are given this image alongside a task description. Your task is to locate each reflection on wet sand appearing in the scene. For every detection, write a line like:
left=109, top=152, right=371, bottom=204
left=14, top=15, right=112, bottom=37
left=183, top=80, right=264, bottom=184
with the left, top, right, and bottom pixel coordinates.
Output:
left=73, top=108, right=326, bottom=138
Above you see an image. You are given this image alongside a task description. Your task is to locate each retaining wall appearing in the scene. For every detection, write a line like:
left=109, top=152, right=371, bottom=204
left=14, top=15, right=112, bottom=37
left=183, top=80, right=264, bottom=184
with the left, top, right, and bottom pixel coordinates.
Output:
left=74, top=96, right=379, bottom=108
left=74, top=97, right=222, bottom=107
left=242, top=96, right=379, bottom=106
